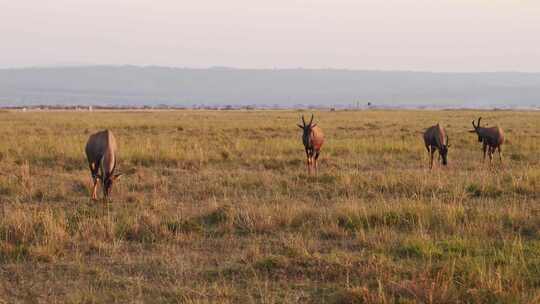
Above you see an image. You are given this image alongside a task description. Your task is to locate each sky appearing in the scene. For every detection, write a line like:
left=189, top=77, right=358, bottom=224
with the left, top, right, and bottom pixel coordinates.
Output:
left=2, top=0, right=540, bottom=72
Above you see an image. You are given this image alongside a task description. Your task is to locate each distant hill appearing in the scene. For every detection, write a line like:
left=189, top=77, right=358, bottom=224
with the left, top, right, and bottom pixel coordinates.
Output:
left=0, top=66, right=539, bottom=108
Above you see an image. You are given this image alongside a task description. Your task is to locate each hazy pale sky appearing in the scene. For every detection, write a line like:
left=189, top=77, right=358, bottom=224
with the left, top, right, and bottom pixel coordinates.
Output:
left=2, top=0, right=540, bottom=72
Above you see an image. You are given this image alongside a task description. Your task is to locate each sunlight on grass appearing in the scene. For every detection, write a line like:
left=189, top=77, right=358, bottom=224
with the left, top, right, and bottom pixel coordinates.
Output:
left=0, top=109, right=539, bottom=302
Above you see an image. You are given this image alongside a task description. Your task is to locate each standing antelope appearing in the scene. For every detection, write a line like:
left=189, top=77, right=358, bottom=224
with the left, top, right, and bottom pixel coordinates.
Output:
left=297, top=114, right=324, bottom=173
left=85, top=130, right=122, bottom=200
left=423, top=123, right=450, bottom=169
left=469, top=117, right=504, bottom=164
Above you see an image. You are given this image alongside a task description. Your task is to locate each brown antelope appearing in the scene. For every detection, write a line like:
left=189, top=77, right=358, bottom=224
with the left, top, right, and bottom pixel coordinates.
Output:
left=85, top=130, right=122, bottom=200
left=469, top=117, right=504, bottom=164
left=297, top=114, right=324, bottom=173
left=423, top=123, right=450, bottom=169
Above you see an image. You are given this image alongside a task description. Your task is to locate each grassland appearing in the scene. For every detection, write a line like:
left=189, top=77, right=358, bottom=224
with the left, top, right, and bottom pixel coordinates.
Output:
left=0, top=109, right=539, bottom=303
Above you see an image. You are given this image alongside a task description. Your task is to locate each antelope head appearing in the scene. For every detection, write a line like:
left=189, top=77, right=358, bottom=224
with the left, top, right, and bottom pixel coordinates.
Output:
left=440, top=134, right=450, bottom=165
left=297, top=114, right=317, bottom=147
left=102, top=173, right=123, bottom=199
left=469, top=117, right=483, bottom=142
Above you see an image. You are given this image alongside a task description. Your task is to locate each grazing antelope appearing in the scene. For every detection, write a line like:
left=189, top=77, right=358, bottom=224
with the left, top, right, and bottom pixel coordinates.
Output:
left=469, top=117, right=504, bottom=164
left=423, top=123, right=450, bottom=169
left=297, top=114, right=324, bottom=173
left=85, top=130, right=122, bottom=200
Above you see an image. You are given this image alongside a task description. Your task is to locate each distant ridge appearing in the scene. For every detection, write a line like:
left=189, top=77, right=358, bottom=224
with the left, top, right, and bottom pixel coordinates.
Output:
left=0, top=66, right=539, bottom=108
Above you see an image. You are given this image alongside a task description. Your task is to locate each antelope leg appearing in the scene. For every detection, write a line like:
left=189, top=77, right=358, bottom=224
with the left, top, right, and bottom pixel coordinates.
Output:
left=91, top=180, right=98, bottom=200
left=314, top=151, right=320, bottom=172
left=305, top=148, right=310, bottom=172
left=430, top=148, right=435, bottom=169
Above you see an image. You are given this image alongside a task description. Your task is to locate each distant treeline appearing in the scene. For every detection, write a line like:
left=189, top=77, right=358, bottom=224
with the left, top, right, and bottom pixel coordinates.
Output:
left=1, top=66, right=540, bottom=108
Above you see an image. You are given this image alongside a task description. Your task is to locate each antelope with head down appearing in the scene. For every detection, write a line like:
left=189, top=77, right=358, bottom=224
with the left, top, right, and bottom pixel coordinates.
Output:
left=469, top=117, right=504, bottom=164
left=297, top=114, right=324, bottom=173
left=423, top=123, right=450, bottom=169
left=85, top=130, right=122, bottom=200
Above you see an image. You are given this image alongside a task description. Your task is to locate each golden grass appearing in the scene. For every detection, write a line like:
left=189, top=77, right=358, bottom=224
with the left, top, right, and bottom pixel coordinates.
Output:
left=0, top=109, right=539, bottom=303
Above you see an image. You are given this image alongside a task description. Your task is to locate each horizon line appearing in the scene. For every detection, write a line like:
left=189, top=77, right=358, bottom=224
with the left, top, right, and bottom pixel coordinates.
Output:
left=1, top=64, right=539, bottom=74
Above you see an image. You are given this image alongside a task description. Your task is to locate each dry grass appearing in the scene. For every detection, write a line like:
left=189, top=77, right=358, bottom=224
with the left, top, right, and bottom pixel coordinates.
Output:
left=0, top=109, right=539, bottom=303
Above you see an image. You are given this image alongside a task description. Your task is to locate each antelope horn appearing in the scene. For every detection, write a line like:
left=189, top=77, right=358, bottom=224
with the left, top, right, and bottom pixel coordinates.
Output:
left=301, top=115, right=306, bottom=126
left=477, top=117, right=482, bottom=127
left=309, top=114, right=314, bottom=126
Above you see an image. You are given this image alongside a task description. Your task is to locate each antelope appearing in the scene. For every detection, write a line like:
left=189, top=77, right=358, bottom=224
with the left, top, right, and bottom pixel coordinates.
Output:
left=423, top=123, right=450, bottom=169
left=469, top=117, right=504, bottom=164
left=85, top=130, right=122, bottom=200
left=297, top=114, right=324, bottom=173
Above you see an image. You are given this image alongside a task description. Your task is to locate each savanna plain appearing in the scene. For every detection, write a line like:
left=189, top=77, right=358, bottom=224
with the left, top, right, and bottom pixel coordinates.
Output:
left=0, top=110, right=539, bottom=303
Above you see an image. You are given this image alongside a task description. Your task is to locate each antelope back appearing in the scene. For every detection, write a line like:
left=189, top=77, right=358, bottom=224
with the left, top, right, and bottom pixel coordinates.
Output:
left=310, top=125, right=324, bottom=151
left=85, top=130, right=118, bottom=177
left=479, top=126, right=504, bottom=147
left=424, top=125, right=446, bottom=148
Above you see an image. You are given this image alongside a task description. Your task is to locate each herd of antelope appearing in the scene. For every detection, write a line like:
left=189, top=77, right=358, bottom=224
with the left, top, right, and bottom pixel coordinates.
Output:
left=422, top=117, right=505, bottom=169
left=85, top=114, right=505, bottom=200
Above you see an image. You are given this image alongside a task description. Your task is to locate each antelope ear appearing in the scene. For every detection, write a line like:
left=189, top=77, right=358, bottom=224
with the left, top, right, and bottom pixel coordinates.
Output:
left=112, top=173, right=123, bottom=180
left=297, top=124, right=304, bottom=129
left=310, top=123, right=317, bottom=128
